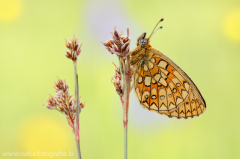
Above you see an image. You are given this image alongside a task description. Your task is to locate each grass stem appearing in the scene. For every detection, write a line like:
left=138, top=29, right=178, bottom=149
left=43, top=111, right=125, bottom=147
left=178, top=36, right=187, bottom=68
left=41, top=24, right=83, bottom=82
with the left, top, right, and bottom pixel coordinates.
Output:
left=123, top=55, right=131, bottom=159
left=74, top=62, right=81, bottom=159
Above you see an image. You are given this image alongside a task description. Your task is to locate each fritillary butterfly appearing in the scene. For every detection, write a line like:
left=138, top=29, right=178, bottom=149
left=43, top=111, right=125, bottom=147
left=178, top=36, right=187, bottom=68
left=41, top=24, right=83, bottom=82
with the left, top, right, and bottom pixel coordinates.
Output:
left=130, top=18, right=206, bottom=119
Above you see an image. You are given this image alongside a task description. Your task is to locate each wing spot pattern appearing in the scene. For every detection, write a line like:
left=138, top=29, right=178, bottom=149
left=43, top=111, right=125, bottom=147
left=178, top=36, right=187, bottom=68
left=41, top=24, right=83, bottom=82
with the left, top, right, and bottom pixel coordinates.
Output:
left=134, top=73, right=139, bottom=83
left=160, top=95, right=165, bottom=99
left=145, top=94, right=149, bottom=99
left=176, top=97, right=183, bottom=105
left=159, top=103, right=168, bottom=111
left=157, top=60, right=168, bottom=69
left=169, top=102, right=176, bottom=109
left=135, top=88, right=141, bottom=101
left=173, top=88, right=177, bottom=93
left=151, top=78, right=157, bottom=84
left=142, top=102, right=149, bottom=109
left=153, top=73, right=161, bottom=82
left=148, top=61, right=154, bottom=70
left=142, top=91, right=150, bottom=102
left=160, top=68, right=169, bottom=79
left=184, top=82, right=190, bottom=91
left=143, top=64, right=148, bottom=71
left=150, top=57, right=156, bottom=64
left=159, top=78, right=168, bottom=87
left=138, top=75, right=143, bottom=84
left=144, top=76, right=151, bottom=87
left=150, top=103, right=158, bottom=110
left=151, top=88, right=157, bottom=99
left=181, top=90, right=188, bottom=99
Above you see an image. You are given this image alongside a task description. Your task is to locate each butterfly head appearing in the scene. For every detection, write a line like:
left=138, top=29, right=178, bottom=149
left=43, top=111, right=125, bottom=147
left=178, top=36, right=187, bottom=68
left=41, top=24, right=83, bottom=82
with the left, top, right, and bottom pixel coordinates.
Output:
left=137, top=32, right=149, bottom=46
left=136, top=18, right=164, bottom=47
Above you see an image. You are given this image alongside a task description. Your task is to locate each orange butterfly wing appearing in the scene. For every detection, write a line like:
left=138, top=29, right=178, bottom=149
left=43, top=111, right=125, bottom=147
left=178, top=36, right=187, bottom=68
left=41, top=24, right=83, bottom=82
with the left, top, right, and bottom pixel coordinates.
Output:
left=133, top=48, right=206, bottom=119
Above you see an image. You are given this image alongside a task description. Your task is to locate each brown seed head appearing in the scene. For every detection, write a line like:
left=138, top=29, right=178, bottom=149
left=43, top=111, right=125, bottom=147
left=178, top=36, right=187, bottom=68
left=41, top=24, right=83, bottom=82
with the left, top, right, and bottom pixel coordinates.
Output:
left=102, top=27, right=130, bottom=57
left=44, top=79, right=85, bottom=133
left=53, top=93, right=76, bottom=117
left=64, top=36, right=82, bottom=62
left=111, top=64, right=123, bottom=97
left=54, top=78, right=69, bottom=94
left=80, top=101, right=86, bottom=108
left=43, top=94, right=57, bottom=110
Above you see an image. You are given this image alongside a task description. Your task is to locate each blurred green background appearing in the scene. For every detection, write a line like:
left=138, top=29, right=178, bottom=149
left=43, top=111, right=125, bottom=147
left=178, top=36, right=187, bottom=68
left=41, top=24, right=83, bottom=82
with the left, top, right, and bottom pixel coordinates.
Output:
left=0, top=0, right=240, bottom=158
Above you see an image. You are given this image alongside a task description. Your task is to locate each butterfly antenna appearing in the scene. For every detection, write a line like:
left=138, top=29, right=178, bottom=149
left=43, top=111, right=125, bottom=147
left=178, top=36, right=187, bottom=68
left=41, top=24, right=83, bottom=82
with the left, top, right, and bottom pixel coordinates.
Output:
left=148, top=18, right=164, bottom=39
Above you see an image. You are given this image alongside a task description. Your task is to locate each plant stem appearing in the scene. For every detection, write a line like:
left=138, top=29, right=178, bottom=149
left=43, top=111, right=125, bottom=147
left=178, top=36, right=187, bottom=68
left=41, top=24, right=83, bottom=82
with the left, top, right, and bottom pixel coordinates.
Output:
left=122, top=55, right=131, bottom=159
left=118, top=56, right=122, bottom=79
left=75, top=139, right=81, bottom=159
left=74, top=62, right=81, bottom=159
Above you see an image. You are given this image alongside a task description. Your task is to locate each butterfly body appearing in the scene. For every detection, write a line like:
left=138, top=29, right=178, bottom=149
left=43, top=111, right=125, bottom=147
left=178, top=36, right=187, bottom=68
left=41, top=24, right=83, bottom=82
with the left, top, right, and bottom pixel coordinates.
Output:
left=130, top=31, right=206, bottom=119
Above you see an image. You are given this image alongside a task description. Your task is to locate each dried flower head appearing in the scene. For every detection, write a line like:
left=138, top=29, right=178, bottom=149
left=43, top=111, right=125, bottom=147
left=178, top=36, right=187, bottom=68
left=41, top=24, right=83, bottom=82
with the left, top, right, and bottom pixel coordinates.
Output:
left=54, top=78, right=69, bottom=94
left=102, top=27, right=130, bottom=57
left=44, top=78, right=85, bottom=133
left=65, top=36, right=82, bottom=62
left=111, top=64, right=123, bottom=97
left=55, top=93, right=73, bottom=115
left=80, top=101, right=86, bottom=108
left=44, top=94, right=57, bottom=110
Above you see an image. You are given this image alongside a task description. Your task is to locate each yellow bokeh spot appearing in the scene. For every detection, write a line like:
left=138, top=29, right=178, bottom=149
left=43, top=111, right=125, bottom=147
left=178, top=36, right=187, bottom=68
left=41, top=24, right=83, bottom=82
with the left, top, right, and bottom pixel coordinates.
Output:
left=17, top=115, right=74, bottom=158
left=224, top=10, right=240, bottom=42
left=0, top=0, right=22, bottom=22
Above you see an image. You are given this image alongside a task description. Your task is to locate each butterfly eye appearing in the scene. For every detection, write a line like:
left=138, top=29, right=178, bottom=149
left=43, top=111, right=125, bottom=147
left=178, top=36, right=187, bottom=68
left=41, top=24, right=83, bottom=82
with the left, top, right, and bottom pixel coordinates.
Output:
left=139, top=39, right=148, bottom=46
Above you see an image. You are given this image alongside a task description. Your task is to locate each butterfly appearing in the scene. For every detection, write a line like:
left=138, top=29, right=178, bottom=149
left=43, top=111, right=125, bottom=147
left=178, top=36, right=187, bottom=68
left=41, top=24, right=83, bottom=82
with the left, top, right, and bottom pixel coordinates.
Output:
left=130, top=18, right=206, bottom=119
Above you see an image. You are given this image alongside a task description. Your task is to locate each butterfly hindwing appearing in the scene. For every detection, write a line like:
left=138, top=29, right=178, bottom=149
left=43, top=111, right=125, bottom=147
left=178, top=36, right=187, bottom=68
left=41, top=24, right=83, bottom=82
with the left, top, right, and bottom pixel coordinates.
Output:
left=133, top=47, right=206, bottom=118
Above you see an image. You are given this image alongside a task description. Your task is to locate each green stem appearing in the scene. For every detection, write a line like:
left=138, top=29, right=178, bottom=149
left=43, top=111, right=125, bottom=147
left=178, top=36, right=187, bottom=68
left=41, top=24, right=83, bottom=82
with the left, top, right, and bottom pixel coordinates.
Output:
left=74, top=62, right=81, bottom=159
left=122, top=55, right=131, bottom=159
